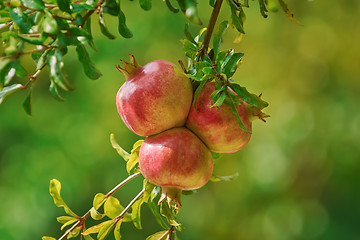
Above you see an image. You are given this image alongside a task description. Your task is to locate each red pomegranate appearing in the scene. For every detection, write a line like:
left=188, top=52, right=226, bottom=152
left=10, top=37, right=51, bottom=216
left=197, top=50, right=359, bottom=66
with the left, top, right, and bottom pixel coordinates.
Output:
left=116, top=55, right=193, bottom=136
left=139, top=127, right=213, bottom=208
left=186, top=82, right=266, bottom=153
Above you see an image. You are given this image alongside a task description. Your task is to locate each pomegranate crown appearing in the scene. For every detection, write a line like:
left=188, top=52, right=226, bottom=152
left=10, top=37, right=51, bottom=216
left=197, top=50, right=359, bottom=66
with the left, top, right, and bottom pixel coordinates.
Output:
left=115, top=54, right=141, bottom=79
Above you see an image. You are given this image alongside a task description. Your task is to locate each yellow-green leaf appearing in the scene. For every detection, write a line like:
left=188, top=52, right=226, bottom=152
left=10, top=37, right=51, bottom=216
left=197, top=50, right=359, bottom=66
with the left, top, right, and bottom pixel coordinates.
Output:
left=90, top=207, right=106, bottom=220
left=145, top=230, right=169, bottom=240
left=49, top=179, right=77, bottom=217
left=97, top=220, right=117, bottom=240
left=104, top=196, right=124, bottom=219
left=110, top=133, right=130, bottom=161
left=42, top=237, right=56, bottom=240
left=127, top=140, right=143, bottom=174
left=114, top=219, right=122, bottom=240
left=83, top=220, right=113, bottom=236
left=93, top=193, right=106, bottom=210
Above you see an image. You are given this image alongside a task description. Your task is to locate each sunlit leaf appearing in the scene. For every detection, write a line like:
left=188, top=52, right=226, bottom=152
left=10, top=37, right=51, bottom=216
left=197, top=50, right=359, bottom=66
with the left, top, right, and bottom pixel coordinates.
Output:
left=49, top=179, right=77, bottom=217
left=160, top=202, right=181, bottom=228
left=90, top=207, right=106, bottom=220
left=114, top=219, right=122, bottom=240
left=210, top=172, right=239, bottom=182
left=229, top=83, right=269, bottom=108
left=127, top=140, right=143, bottom=174
left=146, top=230, right=169, bottom=240
left=57, top=216, right=77, bottom=224
left=21, top=0, right=45, bottom=10
left=42, top=11, right=58, bottom=34
left=0, top=84, right=23, bottom=104
left=42, top=237, right=56, bottom=240
left=104, top=196, right=124, bottom=219
left=143, top=179, right=156, bottom=203
left=97, top=219, right=117, bottom=240
left=131, top=197, right=144, bottom=229
left=83, top=220, right=113, bottom=236
left=93, top=193, right=106, bottom=210
left=151, top=186, right=161, bottom=202
left=110, top=133, right=131, bottom=161
left=67, top=226, right=82, bottom=239
left=76, top=44, right=102, bottom=80
left=60, top=218, right=77, bottom=231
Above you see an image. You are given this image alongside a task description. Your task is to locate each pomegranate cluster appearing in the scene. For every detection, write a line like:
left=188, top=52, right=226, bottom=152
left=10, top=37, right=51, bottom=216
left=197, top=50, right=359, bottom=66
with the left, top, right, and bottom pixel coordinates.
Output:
left=115, top=56, right=264, bottom=208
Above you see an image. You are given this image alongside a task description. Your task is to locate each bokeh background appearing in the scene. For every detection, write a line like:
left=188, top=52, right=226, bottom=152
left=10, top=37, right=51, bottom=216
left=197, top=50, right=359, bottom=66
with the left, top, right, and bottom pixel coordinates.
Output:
left=1, top=0, right=360, bottom=239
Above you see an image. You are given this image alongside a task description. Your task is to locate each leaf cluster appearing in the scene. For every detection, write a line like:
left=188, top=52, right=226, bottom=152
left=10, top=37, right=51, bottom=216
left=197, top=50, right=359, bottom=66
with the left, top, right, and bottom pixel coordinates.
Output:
left=181, top=20, right=269, bottom=132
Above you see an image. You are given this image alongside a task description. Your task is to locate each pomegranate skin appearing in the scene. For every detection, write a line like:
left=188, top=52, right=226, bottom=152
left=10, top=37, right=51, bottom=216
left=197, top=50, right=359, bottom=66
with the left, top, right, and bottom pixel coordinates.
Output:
left=139, top=127, right=213, bottom=192
left=116, top=60, right=193, bottom=136
left=186, top=82, right=252, bottom=153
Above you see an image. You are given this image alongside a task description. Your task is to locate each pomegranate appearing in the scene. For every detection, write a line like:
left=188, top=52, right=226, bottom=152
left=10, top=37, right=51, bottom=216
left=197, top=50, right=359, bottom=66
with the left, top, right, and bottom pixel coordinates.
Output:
left=115, top=55, right=193, bottom=136
left=186, top=82, right=266, bottom=153
left=139, top=127, right=213, bottom=208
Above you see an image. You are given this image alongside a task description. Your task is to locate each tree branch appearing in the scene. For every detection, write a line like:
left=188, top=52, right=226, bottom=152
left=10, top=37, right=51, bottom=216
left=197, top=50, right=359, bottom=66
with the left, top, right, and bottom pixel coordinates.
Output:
left=199, top=0, right=224, bottom=60
left=58, top=172, right=142, bottom=240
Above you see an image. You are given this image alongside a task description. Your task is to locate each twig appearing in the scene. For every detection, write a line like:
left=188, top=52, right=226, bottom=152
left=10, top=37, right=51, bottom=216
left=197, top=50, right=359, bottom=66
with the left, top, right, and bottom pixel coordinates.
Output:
left=115, top=188, right=145, bottom=221
left=58, top=172, right=142, bottom=240
left=198, top=0, right=224, bottom=60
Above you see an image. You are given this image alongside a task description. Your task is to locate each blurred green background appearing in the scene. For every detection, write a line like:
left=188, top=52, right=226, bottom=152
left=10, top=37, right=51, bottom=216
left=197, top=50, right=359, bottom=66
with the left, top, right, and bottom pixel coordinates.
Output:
left=1, top=0, right=360, bottom=239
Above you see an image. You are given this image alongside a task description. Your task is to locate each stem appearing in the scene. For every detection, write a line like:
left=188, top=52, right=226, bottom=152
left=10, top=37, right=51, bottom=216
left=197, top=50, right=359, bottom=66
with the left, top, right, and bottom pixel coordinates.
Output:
left=57, top=172, right=141, bottom=240
left=199, top=0, right=224, bottom=60
left=0, top=46, right=54, bottom=60
left=115, top=188, right=145, bottom=221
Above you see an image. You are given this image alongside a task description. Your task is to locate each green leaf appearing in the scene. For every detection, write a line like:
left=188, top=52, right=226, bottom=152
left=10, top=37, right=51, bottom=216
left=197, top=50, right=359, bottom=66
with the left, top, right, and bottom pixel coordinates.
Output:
left=221, top=52, right=243, bottom=78
left=147, top=201, right=170, bottom=229
left=97, top=220, right=117, bottom=240
left=258, top=0, right=268, bottom=18
left=74, top=13, right=84, bottom=26
left=164, top=0, right=179, bottom=13
left=131, top=197, right=144, bottom=229
left=93, top=193, right=106, bottom=210
left=192, top=75, right=210, bottom=110
left=76, top=44, right=102, bottom=80
left=209, top=0, right=215, bottom=7
left=17, top=33, right=48, bottom=45
left=127, top=140, right=143, bottom=174
left=213, top=20, right=229, bottom=57
left=104, top=196, right=124, bottom=219
left=184, top=23, right=196, bottom=44
left=9, top=8, right=33, bottom=33
left=68, top=226, right=82, bottom=239
left=42, top=11, right=58, bottom=34
left=110, top=133, right=130, bottom=161
left=210, top=172, right=239, bottom=182
left=56, top=0, right=72, bottom=14
left=160, top=202, right=181, bottom=228
left=12, top=60, right=28, bottom=77
left=114, top=219, right=122, bottom=240
left=70, top=3, right=94, bottom=12
left=49, top=179, right=77, bottom=217
left=146, top=231, right=169, bottom=240
left=83, top=17, right=97, bottom=51
left=266, top=0, right=279, bottom=12
left=99, top=12, right=116, bottom=40
left=139, top=0, right=152, bottom=11
left=228, top=95, right=249, bottom=133
left=49, top=80, right=65, bottom=101
left=103, top=0, right=120, bottom=16
left=210, top=151, right=222, bottom=159
left=83, top=220, right=113, bottom=236
left=176, top=0, right=202, bottom=25
left=143, top=179, right=156, bottom=203
left=229, top=83, right=269, bottom=108
left=60, top=218, right=77, bottom=231
left=278, top=0, right=300, bottom=24
left=90, top=207, right=106, bottom=220
left=151, top=186, right=161, bottom=202
left=47, top=50, right=73, bottom=91
left=21, top=0, right=45, bottom=11
left=57, top=216, right=77, bottom=224
left=211, top=91, right=226, bottom=108
left=42, top=237, right=56, bottom=240
left=181, top=39, right=198, bottom=59
left=22, top=89, right=32, bottom=116
left=0, top=84, right=24, bottom=104
left=34, top=49, right=50, bottom=70
left=229, top=1, right=246, bottom=34
left=118, top=8, right=133, bottom=38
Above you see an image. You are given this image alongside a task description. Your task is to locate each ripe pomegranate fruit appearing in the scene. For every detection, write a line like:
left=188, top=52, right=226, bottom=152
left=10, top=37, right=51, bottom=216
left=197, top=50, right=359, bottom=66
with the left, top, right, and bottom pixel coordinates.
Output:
left=139, top=127, right=213, bottom=208
left=186, top=82, right=267, bottom=153
left=115, top=55, right=193, bottom=136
